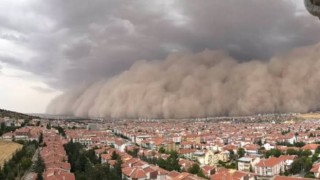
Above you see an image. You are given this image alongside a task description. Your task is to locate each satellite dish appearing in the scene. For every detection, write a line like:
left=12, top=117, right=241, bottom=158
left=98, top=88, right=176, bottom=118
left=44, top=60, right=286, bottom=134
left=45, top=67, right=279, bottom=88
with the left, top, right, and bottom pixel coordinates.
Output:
left=305, top=0, right=320, bottom=19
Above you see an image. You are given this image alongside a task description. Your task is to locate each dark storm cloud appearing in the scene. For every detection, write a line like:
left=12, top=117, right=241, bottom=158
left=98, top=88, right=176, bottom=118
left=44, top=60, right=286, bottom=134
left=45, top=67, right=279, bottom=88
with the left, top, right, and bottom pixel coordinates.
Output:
left=0, top=1, right=320, bottom=95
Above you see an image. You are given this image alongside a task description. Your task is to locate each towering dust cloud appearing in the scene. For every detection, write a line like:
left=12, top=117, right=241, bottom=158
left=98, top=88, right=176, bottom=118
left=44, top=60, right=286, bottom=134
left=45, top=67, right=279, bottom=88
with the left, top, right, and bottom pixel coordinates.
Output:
left=47, top=43, right=320, bottom=118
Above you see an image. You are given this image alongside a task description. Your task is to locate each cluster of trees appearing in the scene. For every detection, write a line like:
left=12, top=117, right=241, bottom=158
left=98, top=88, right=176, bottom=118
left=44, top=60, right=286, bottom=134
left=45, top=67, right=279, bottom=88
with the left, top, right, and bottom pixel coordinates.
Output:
left=276, top=141, right=306, bottom=148
left=53, top=126, right=66, bottom=137
left=0, top=122, right=19, bottom=136
left=114, top=132, right=130, bottom=140
left=158, top=147, right=166, bottom=154
left=289, top=156, right=313, bottom=176
left=264, top=148, right=314, bottom=159
left=126, top=148, right=139, bottom=158
left=34, top=152, right=45, bottom=180
left=139, top=151, right=181, bottom=172
left=265, top=149, right=282, bottom=158
left=286, top=149, right=313, bottom=157
left=309, top=133, right=316, bottom=138
left=46, top=123, right=51, bottom=130
left=64, top=141, right=123, bottom=180
left=281, top=129, right=291, bottom=135
left=218, top=160, right=236, bottom=169
left=237, top=148, right=245, bottom=158
left=0, top=141, right=38, bottom=180
left=287, top=147, right=320, bottom=178
left=187, top=163, right=206, bottom=178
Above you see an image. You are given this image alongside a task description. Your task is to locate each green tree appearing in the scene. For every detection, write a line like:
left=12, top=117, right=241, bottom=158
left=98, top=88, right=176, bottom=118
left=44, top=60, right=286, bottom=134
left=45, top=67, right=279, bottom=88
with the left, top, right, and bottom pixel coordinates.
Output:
left=315, top=146, right=320, bottom=154
left=290, top=158, right=303, bottom=174
left=286, top=149, right=299, bottom=156
left=256, top=139, right=263, bottom=146
left=111, top=151, right=118, bottom=160
left=114, top=156, right=122, bottom=177
left=304, top=157, right=313, bottom=172
left=46, top=123, right=51, bottom=129
left=305, top=172, right=316, bottom=178
left=237, top=148, right=245, bottom=158
left=159, top=146, right=166, bottom=154
left=38, top=133, right=43, bottom=144
left=156, top=151, right=181, bottom=171
left=21, top=157, right=32, bottom=170
left=229, top=150, right=235, bottom=160
left=53, top=126, right=66, bottom=137
left=265, top=149, right=282, bottom=158
left=290, top=157, right=313, bottom=174
left=188, top=163, right=206, bottom=178
left=301, top=150, right=312, bottom=157
left=34, top=155, right=45, bottom=174
left=127, top=148, right=139, bottom=158
left=36, top=172, right=43, bottom=180
left=293, top=142, right=305, bottom=147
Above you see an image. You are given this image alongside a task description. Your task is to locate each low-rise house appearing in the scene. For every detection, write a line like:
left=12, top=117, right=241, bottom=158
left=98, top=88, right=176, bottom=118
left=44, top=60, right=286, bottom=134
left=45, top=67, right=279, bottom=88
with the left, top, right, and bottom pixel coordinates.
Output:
left=238, top=156, right=261, bottom=172
left=243, top=144, right=260, bottom=155
left=310, top=163, right=320, bottom=178
left=264, top=143, right=276, bottom=151
left=166, top=171, right=206, bottom=180
left=122, top=166, right=149, bottom=180
left=178, top=149, right=196, bottom=159
left=43, top=169, right=75, bottom=180
left=178, top=158, right=195, bottom=171
left=1, top=132, right=13, bottom=141
left=302, top=144, right=320, bottom=154
left=278, top=155, right=296, bottom=170
left=210, top=168, right=254, bottom=180
left=197, top=150, right=229, bottom=166
left=201, top=165, right=215, bottom=177
left=255, top=157, right=285, bottom=178
left=122, top=164, right=168, bottom=180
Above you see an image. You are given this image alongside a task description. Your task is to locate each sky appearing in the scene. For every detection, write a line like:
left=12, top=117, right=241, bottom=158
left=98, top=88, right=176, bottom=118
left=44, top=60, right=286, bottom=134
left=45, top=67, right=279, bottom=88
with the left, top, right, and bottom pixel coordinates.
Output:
left=0, top=0, right=320, bottom=114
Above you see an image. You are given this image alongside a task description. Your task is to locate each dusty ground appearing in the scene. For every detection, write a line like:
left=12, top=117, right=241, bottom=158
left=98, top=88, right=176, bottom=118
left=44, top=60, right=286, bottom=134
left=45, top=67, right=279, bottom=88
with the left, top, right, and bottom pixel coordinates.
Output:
left=297, top=113, right=320, bottom=119
left=0, top=140, right=22, bottom=168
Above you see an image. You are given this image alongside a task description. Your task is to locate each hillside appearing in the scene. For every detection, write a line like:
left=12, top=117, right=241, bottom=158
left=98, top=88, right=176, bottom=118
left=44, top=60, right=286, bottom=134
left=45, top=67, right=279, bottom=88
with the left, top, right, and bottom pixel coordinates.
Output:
left=0, top=109, right=38, bottom=120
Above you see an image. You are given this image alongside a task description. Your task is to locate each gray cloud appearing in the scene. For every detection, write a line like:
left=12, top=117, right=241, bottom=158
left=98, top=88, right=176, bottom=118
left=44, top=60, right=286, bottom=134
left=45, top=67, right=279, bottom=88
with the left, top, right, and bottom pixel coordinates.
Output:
left=1, top=0, right=319, bottom=89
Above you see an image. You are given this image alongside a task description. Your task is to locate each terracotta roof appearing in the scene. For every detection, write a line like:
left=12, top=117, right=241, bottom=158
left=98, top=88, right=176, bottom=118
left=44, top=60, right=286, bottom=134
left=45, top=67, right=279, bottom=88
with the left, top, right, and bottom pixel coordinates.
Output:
left=122, top=167, right=147, bottom=179
left=302, top=144, right=319, bottom=150
left=274, top=176, right=313, bottom=180
left=310, top=163, right=320, bottom=173
left=255, top=157, right=283, bottom=167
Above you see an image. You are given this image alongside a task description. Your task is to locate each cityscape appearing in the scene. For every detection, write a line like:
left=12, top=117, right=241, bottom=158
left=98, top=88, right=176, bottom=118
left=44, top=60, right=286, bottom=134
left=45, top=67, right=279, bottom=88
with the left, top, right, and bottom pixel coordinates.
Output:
left=2, top=111, right=320, bottom=180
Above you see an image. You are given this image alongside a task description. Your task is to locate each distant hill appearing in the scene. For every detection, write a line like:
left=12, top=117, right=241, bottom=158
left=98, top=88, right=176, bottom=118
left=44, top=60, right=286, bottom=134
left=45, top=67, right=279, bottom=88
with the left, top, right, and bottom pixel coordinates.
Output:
left=0, top=109, right=38, bottom=120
